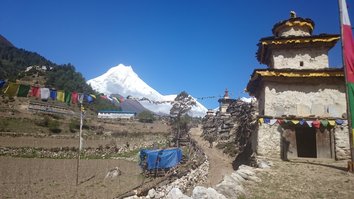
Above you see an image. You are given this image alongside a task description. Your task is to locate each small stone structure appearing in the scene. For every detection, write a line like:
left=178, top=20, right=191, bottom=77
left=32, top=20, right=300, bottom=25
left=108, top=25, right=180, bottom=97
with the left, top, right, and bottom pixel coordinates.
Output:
left=98, top=110, right=136, bottom=119
left=218, top=89, right=235, bottom=114
left=247, top=12, right=350, bottom=160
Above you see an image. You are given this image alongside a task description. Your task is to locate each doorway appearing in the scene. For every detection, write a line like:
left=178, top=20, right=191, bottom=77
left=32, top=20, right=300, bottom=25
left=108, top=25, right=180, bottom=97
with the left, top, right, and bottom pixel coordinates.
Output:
left=295, top=127, right=317, bottom=158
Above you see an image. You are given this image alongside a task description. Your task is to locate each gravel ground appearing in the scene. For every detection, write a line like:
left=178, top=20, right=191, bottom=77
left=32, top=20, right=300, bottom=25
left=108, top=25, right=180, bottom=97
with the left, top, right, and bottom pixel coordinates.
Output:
left=243, top=157, right=354, bottom=199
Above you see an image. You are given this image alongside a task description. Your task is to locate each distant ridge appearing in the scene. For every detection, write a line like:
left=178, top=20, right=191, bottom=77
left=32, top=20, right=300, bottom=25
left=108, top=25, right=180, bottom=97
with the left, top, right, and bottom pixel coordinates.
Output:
left=0, top=34, right=14, bottom=47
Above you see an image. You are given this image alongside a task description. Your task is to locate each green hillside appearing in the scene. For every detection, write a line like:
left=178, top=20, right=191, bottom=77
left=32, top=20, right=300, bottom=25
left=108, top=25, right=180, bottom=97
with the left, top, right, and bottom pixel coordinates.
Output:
left=0, top=34, right=119, bottom=112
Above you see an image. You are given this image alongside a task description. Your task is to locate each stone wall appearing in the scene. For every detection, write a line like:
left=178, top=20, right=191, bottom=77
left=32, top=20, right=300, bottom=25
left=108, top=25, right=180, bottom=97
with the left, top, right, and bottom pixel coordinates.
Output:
left=264, top=82, right=346, bottom=117
left=271, top=47, right=329, bottom=69
left=334, top=124, right=351, bottom=160
left=278, top=26, right=311, bottom=37
left=256, top=124, right=281, bottom=157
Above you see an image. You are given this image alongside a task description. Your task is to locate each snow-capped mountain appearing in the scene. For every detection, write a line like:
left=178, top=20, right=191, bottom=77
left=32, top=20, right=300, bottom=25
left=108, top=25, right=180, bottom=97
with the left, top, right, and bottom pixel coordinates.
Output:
left=87, top=64, right=207, bottom=117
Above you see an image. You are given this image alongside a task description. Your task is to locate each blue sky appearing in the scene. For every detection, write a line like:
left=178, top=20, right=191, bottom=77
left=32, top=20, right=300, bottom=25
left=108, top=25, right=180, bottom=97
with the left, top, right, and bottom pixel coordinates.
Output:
left=1, top=0, right=353, bottom=109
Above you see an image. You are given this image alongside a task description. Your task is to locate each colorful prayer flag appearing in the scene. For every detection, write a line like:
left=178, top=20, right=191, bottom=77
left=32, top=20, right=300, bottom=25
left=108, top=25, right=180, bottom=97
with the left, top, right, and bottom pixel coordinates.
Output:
left=312, top=120, right=321, bottom=129
left=264, top=118, right=270, bottom=124
left=340, top=0, right=354, bottom=146
left=50, top=89, right=57, bottom=100
left=291, top=120, right=299, bottom=125
left=30, top=86, right=40, bottom=98
left=71, top=92, right=78, bottom=104
left=78, top=93, right=84, bottom=104
left=328, top=120, right=336, bottom=126
left=17, top=84, right=30, bottom=97
left=299, top=119, right=306, bottom=126
left=269, top=119, right=277, bottom=125
left=4, top=82, right=19, bottom=97
left=0, top=80, right=5, bottom=88
left=57, top=90, right=65, bottom=102
left=306, top=120, right=313, bottom=127
left=40, top=88, right=50, bottom=100
left=336, top=119, right=344, bottom=125
left=65, top=91, right=71, bottom=104
left=320, top=120, right=329, bottom=127
left=86, top=94, right=94, bottom=103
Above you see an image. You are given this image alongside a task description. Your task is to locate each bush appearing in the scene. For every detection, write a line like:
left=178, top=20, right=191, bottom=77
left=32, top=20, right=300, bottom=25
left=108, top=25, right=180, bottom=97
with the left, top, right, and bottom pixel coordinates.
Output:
left=137, top=111, right=155, bottom=123
left=35, top=116, right=50, bottom=127
left=48, top=119, right=61, bottom=133
left=69, top=119, right=80, bottom=133
left=36, top=116, right=62, bottom=133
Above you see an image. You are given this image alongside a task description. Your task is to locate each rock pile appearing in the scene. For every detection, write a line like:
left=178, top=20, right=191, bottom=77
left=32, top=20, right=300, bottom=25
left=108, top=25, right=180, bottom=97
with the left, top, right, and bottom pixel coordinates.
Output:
left=124, top=163, right=268, bottom=199
left=123, top=155, right=209, bottom=199
left=202, top=99, right=258, bottom=169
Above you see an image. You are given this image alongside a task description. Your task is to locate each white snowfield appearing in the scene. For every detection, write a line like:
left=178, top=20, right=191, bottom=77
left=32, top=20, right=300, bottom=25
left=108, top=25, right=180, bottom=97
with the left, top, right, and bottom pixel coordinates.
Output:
left=87, top=64, right=207, bottom=117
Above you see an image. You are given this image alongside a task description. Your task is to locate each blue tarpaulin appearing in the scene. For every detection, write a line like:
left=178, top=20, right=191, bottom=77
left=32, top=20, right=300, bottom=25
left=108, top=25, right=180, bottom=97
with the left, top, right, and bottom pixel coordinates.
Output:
left=140, top=148, right=182, bottom=170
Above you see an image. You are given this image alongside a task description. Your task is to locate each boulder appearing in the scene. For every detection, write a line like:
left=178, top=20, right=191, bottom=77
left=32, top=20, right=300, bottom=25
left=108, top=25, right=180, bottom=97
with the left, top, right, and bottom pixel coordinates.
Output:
left=192, top=186, right=227, bottom=199
left=148, top=188, right=156, bottom=198
left=167, top=188, right=191, bottom=199
left=215, top=181, right=244, bottom=199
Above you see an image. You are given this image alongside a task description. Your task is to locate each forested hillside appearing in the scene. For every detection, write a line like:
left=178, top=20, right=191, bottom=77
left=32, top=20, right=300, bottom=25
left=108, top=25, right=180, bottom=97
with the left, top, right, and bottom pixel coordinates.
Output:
left=0, top=34, right=119, bottom=111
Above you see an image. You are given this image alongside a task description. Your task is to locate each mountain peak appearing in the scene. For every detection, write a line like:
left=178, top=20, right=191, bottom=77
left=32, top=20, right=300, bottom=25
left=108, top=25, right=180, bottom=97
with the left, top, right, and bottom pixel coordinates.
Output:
left=107, top=64, right=133, bottom=73
left=87, top=64, right=207, bottom=117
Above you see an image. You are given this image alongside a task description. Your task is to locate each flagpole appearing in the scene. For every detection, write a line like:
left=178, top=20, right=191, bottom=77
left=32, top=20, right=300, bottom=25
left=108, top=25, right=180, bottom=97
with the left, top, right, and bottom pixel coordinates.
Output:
left=76, top=103, right=83, bottom=185
left=338, top=0, right=354, bottom=172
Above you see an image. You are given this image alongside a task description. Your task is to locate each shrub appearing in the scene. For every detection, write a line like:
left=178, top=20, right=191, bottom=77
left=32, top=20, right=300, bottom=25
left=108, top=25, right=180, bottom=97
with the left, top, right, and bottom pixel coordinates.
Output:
left=137, top=111, right=155, bottom=123
left=69, top=119, right=80, bottom=133
left=48, top=120, right=61, bottom=134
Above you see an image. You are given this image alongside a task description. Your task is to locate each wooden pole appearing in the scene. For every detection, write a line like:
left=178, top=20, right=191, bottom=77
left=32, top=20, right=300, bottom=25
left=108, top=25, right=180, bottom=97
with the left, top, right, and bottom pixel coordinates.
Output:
left=76, top=103, right=83, bottom=185
left=338, top=0, right=354, bottom=171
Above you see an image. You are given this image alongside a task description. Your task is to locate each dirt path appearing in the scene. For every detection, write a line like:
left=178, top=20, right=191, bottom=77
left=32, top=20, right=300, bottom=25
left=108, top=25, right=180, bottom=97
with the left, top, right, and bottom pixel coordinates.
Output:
left=190, top=126, right=234, bottom=187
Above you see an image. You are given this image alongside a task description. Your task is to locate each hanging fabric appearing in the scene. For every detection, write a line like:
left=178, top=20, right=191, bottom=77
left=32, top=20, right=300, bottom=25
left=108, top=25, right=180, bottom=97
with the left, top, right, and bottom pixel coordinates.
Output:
left=269, top=119, right=277, bottom=125
left=312, top=120, right=321, bottom=128
left=30, top=86, right=40, bottom=98
left=299, top=119, right=306, bottom=126
left=17, top=84, right=30, bottom=97
left=277, top=119, right=284, bottom=124
left=258, top=118, right=264, bottom=124
left=71, top=92, right=78, bottom=104
left=320, top=120, right=329, bottom=127
left=86, top=94, right=94, bottom=103
left=328, top=120, right=336, bottom=126
left=65, top=91, right=72, bottom=104
left=335, top=119, right=344, bottom=125
left=40, top=88, right=50, bottom=100
left=78, top=93, right=84, bottom=104
left=264, top=118, right=270, bottom=124
left=57, top=90, right=65, bottom=102
left=291, top=120, right=299, bottom=125
left=306, top=120, right=313, bottom=127
left=0, top=80, right=6, bottom=88
left=4, top=82, right=19, bottom=97
left=112, top=96, right=120, bottom=103
left=50, top=89, right=57, bottom=100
